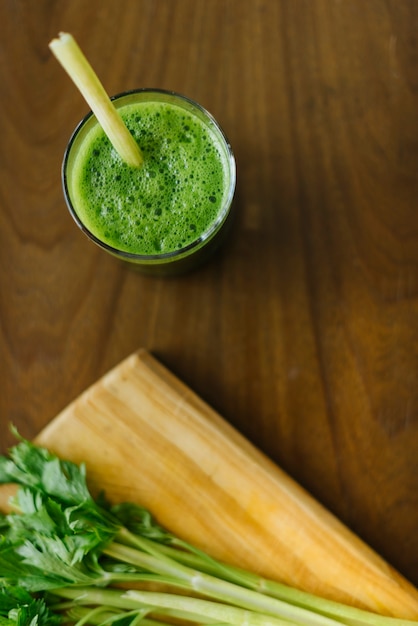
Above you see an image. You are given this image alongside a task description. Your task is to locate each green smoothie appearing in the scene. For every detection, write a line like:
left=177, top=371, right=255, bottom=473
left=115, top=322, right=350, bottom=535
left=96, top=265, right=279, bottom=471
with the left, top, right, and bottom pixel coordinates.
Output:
left=63, top=90, right=236, bottom=274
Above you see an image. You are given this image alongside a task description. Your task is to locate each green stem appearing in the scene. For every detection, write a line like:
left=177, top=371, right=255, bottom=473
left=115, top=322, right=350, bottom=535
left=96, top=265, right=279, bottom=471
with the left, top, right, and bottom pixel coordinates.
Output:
left=52, top=587, right=297, bottom=626
left=110, top=532, right=417, bottom=626
left=125, top=589, right=298, bottom=626
left=103, top=541, right=191, bottom=584
left=67, top=605, right=237, bottom=626
left=66, top=606, right=165, bottom=626
left=88, top=540, right=346, bottom=626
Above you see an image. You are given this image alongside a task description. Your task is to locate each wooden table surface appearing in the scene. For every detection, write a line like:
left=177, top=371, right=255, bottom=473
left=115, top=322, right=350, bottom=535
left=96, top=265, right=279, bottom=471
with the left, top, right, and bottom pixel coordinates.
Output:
left=1, top=0, right=417, bottom=591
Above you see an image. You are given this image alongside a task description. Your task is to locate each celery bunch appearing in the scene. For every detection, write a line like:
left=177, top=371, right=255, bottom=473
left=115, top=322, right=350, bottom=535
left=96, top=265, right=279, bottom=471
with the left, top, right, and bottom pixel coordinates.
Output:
left=0, top=437, right=416, bottom=626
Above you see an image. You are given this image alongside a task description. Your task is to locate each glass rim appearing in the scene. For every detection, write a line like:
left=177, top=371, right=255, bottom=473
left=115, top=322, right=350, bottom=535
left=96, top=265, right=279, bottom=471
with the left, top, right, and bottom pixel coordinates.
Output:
left=62, top=88, right=236, bottom=263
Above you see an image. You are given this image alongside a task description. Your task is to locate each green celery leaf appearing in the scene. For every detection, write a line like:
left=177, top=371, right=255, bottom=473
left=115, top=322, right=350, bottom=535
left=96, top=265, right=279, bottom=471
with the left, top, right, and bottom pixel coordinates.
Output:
left=14, top=535, right=100, bottom=590
left=0, top=540, right=29, bottom=579
left=3, top=439, right=92, bottom=506
left=0, top=456, right=34, bottom=488
left=0, top=586, right=61, bottom=626
left=1, top=521, right=104, bottom=592
left=10, top=599, right=61, bottom=626
left=2, top=438, right=120, bottom=543
left=109, top=504, right=173, bottom=543
left=64, top=501, right=120, bottom=540
left=0, top=588, right=33, bottom=616
left=6, top=491, right=115, bottom=556
left=6, top=498, right=61, bottom=539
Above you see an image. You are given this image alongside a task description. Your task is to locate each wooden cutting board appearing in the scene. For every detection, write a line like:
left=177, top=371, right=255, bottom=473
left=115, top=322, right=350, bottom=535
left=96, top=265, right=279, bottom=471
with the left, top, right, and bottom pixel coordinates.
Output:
left=3, top=349, right=418, bottom=618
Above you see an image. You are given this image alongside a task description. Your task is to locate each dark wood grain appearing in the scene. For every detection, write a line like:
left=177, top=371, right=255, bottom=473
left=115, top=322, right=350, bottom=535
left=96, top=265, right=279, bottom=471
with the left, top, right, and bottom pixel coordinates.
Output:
left=0, top=0, right=417, bottom=589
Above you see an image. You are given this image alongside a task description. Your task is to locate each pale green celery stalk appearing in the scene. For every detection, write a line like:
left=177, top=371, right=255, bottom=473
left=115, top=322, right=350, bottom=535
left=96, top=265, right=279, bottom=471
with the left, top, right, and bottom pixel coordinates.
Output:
left=67, top=605, right=231, bottom=626
left=49, top=587, right=264, bottom=626
left=126, top=589, right=343, bottom=626
left=65, top=606, right=167, bottom=626
left=105, top=533, right=417, bottom=626
left=102, top=540, right=345, bottom=626
left=49, top=587, right=306, bottom=626
left=52, top=597, right=228, bottom=626
left=141, top=542, right=411, bottom=626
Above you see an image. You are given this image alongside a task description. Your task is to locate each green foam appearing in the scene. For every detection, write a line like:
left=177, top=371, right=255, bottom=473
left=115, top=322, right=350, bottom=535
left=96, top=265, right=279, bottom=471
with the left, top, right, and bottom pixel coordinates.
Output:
left=69, top=99, right=229, bottom=256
